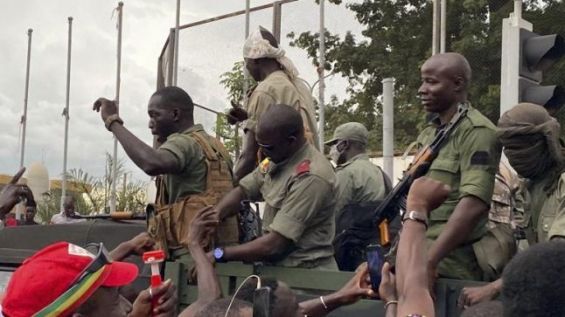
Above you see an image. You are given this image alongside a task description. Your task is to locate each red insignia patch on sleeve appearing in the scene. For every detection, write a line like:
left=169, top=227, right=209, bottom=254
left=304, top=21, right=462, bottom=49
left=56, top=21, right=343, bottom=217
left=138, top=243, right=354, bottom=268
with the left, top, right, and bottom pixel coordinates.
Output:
left=295, top=160, right=311, bottom=175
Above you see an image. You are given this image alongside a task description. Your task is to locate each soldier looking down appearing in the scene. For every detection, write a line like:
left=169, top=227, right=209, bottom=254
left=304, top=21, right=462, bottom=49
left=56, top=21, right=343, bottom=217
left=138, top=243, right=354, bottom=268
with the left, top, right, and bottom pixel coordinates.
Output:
left=209, top=104, right=337, bottom=269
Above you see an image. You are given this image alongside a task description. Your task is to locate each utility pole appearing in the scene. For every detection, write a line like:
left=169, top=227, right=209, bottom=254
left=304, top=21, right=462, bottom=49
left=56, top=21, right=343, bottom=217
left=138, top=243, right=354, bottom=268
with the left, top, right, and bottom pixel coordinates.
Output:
left=318, top=0, right=326, bottom=149
left=173, top=0, right=180, bottom=85
left=382, top=78, right=395, bottom=179
left=61, top=17, right=73, bottom=212
left=110, top=2, right=124, bottom=213
left=20, top=29, right=33, bottom=168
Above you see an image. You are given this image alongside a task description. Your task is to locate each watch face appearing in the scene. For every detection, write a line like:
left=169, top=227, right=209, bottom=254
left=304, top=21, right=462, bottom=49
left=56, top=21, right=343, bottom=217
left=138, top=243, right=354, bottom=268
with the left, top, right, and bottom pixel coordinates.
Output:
left=214, top=248, right=224, bottom=259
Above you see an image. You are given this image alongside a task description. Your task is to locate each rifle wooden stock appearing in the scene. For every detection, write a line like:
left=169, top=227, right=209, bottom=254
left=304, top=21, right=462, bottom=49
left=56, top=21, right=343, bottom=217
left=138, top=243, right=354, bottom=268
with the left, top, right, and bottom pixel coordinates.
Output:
left=379, top=220, right=390, bottom=246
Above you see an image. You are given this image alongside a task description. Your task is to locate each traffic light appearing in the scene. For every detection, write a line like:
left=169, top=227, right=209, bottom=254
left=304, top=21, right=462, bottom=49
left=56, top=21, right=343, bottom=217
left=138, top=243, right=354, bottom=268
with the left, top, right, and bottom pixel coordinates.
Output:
left=519, top=29, right=565, bottom=112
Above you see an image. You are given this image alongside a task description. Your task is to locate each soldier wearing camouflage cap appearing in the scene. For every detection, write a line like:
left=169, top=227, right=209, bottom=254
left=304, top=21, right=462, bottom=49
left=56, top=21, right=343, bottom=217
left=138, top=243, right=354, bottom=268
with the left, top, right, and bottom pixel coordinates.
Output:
left=326, top=122, right=392, bottom=271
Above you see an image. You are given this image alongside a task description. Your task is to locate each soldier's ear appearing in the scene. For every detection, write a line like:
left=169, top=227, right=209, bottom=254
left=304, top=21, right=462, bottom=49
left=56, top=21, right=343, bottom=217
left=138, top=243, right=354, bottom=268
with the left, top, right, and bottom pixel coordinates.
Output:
left=171, top=108, right=181, bottom=121
left=453, top=76, right=465, bottom=92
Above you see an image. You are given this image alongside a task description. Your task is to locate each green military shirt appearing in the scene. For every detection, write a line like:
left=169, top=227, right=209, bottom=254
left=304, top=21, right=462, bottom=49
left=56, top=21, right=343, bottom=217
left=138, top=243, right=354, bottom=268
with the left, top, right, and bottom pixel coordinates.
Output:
left=158, top=124, right=211, bottom=203
left=334, top=153, right=387, bottom=218
left=522, top=171, right=565, bottom=243
left=416, top=105, right=500, bottom=280
left=239, top=143, right=337, bottom=269
left=244, top=70, right=319, bottom=149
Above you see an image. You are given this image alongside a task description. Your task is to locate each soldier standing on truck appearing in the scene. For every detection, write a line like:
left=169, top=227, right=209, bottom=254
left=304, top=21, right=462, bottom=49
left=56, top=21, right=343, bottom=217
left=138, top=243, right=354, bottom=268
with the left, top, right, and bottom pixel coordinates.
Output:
left=208, top=104, right=338, bottom=269
left=93, top=86, right=239, bottom=253
left=227, top=26, right=319, bottom=181
left=415, top=53, right=500, bottom=283
left=326, top=122, right=392, bottom=271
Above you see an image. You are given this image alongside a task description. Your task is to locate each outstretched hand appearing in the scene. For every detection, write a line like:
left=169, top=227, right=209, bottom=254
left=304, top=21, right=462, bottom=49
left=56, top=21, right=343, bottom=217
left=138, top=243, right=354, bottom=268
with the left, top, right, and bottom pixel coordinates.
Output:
left=334, top=262, right=377, bottom=306
left=0, top=168, right=31, bottom=217
left=378, top=262, right=397, bottom=302
left=130, top=279, right=177, bottom=317
left=227, top=101, right=248, bottom=125
left=406, top=177, right=450, bottom=214
left=188, top=207, right=219, bottom=248
left=93, top=97, right=118, bottom=122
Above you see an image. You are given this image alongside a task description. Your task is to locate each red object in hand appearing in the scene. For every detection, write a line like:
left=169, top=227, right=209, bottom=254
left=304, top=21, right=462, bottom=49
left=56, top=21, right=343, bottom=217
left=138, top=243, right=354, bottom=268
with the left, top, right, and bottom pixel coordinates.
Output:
left=143, top=250, right=165, bottom=313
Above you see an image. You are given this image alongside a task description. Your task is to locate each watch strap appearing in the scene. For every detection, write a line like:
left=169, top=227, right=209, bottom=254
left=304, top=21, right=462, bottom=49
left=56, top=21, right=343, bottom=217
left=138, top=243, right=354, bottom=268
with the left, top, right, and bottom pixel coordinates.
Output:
left=403, top=210, right=429, bottom=229
left=105, top=114, right=124, bottom=131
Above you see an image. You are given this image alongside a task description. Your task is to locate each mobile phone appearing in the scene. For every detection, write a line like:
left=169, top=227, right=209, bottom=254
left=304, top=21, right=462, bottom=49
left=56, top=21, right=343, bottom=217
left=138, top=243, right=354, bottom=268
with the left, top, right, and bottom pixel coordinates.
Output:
left=366, top=244, right=383, bottom=291
left=253, top=286, right=272, bottom=317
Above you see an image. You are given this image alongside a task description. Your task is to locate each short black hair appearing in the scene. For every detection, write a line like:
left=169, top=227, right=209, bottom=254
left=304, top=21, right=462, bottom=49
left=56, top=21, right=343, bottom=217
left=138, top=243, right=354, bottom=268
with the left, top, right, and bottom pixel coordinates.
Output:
left=26, top=200, right=37, bottom=208
left=235, top=277, right=279, bottom=316
left=502, top=240, right=565, bottom=317
left=461, top=301, right=503, bottom=317
left=152, top=86, right=194, bottom=113
left=196, top=298, right=251, bottom=317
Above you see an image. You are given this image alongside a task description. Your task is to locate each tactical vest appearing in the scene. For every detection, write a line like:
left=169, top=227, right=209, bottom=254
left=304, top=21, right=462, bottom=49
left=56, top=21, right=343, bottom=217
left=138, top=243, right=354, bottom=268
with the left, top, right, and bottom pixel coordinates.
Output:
left=148, top=130, right=239, bottom=255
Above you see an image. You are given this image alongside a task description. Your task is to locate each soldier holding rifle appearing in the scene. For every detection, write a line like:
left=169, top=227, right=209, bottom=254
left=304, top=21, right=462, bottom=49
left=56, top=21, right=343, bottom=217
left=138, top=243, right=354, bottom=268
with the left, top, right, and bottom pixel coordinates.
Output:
left=415, top=53, right=500, bottom=283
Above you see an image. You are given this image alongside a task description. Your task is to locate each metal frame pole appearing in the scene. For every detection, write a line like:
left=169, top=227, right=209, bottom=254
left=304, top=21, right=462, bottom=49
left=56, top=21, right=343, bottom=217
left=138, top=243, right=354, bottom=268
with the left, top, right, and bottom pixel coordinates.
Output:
left=272, top=1, right=282, bottom=43
left=20, top=29, right=32, bottom=168
left=318, top=0, right=326, bottom=148
left=61, top=17, right=73, bottom=212
left=432, top=0, right=440, bottom=55
left=110, top=2, right=123, bottom=213
left=173, top=0, right=180, bottom=85
left=440, top=0, right=446, bottom=53
left=382, top=78, right=395, bottom=179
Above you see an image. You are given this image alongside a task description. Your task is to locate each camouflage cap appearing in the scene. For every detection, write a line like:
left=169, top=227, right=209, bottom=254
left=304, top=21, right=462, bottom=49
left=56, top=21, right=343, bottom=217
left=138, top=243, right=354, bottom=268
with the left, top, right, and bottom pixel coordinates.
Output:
left=325, top=122, right=368, bottom=145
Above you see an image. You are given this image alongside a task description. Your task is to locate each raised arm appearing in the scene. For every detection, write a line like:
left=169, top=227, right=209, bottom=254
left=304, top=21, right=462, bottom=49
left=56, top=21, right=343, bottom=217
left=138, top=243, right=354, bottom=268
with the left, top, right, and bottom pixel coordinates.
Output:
left=397, top=177, right=450, bottom=317
left=93, top=98, right=180, bottom=176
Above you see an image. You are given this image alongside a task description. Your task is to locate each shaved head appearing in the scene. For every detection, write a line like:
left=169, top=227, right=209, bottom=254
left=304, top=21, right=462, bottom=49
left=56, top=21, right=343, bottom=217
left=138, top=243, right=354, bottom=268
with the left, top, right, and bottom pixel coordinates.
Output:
left=423, top=52, right=472, bottom=88
left=256, top=104, right=305, bottom=163
left=258, top=104, right=304, bottom=138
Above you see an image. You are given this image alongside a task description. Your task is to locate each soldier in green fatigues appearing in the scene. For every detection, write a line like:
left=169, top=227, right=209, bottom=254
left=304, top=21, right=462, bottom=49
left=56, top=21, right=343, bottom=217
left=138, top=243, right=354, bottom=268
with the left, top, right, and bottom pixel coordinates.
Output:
left=208, top=104, right=338, bottom=269
left=227, top=27, right=318, bottom=181
left=326, top=122, right=391, bottom=271
left=415, top=53, right=500, bottom=282
left=459, top=103, right=565, bottom=309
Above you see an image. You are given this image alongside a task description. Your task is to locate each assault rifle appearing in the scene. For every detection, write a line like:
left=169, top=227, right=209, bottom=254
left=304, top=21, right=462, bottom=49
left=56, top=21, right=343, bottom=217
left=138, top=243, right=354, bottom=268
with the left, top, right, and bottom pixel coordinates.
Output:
left=375, top=105, right=469, bottom=246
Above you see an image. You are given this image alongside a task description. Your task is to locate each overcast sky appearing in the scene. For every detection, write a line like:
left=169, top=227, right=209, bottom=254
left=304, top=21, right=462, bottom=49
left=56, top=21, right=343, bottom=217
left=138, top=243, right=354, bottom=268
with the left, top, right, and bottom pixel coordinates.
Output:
left=0, top=0, right=364, bottom=182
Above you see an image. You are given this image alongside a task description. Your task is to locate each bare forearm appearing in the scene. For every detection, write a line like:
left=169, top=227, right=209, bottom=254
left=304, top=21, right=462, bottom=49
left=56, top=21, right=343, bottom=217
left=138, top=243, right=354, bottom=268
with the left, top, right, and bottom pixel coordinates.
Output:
left=216, top=187, right=247, bottom=220
left=233, top=132, right=259, bottom=181
left=223, top=232, right=289, bottom=263
left=110, top=241, right=134, bottom=261
left=428, top=196, right=487, bottom=266
left=110, top=123, right=168, bottom=176
left=299, top=293, right=347, bottom=317
left=397, top=221, right=434, bottom=316
left=179, top=243, right=222, bottom=316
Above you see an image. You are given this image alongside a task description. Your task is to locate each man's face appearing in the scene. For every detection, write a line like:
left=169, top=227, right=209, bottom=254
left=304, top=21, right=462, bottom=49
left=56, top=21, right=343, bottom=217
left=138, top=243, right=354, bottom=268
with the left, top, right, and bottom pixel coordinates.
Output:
left=63, top=199, right=75, bottom=215
left=147, top=95, right=177, bottom=139
left=418, top=60, right=458, bottom=114
left=256, top=128, right=294, bottom=164
left=244, top=58, right=261, bottom=82
left=74, top=287, right=132, bottom=317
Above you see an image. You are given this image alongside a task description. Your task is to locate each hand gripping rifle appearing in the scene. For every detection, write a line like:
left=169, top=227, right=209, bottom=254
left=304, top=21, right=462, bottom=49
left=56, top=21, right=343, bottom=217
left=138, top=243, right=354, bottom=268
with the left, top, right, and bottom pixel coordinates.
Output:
left=374, top=105, right=469, bottom=248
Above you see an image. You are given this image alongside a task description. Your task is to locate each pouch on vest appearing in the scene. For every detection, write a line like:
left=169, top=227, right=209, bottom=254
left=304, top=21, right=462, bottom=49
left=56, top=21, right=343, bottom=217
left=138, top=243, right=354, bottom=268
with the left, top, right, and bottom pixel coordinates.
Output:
left=148, top=131, right=240, bottom=257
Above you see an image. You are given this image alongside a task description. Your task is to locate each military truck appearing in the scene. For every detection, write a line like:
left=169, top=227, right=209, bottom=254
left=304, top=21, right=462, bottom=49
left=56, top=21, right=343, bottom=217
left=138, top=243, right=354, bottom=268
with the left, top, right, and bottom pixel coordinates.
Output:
left=0, top=220, right=485, bottom=316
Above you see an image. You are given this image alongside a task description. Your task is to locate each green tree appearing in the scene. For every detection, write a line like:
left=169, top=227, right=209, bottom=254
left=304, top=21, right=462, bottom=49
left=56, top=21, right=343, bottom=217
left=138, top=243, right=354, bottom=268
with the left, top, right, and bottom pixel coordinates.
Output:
left=289, top=0, right=565, bottom=152
left=217, top=61, right=255, bottom=157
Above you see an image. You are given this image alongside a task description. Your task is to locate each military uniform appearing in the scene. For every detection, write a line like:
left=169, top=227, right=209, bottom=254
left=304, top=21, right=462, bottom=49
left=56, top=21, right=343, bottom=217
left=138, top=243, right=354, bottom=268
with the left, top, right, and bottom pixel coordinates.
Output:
left=239, top=143, right=337, bottom=269
left=334, top=154, right=387, bottom=217
left=473, top=162, right=519, bottom=281
left=416, top=105, right=500, bottom=280
left=520, top=170, right=565, bottom=243
left=150, top=124, right=239, bottom=252
left=244, top=70, right=319, bottom=148
left=159, top=124, right=218, bottom=203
